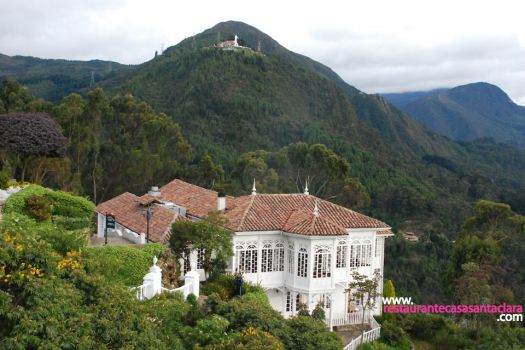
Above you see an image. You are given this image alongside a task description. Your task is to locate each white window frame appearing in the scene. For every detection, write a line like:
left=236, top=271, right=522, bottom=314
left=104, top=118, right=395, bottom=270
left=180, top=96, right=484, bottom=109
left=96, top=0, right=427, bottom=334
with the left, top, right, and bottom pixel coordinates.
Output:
left=336, top=240, right=347, bottom=268
left=297, top=247, right=308, bottom=277
left=313, top=245, right=332, bottom=278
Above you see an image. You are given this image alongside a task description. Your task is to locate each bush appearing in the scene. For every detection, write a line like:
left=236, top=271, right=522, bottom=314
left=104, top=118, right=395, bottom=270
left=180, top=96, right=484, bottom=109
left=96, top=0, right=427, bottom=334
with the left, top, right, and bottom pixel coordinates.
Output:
left=83, top=244, right=164, bottom=286
left=4, top=184, right=94, bottom=221
left=380, top=320, right=410, bottom=347
left=201, top=274, right=236, bottom=300
left=0, top=171, right=9, bottom=189
left=24, top=194, right=52, bottom=221
left=53, top=216, right=92, bottom=230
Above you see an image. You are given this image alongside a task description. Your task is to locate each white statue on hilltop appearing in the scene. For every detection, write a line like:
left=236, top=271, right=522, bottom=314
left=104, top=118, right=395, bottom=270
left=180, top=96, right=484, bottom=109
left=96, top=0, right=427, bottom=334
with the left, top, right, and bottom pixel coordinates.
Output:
left=234, top=35, right=238, bottom=47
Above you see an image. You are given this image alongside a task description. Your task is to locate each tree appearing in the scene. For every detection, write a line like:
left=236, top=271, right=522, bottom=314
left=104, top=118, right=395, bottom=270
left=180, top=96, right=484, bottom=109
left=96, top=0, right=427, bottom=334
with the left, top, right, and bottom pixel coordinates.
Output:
left=170, top=212, right=233, bottom=279
left=383, top=279, right=396, bottom=321
left=0, top=113, right=67, bottom=181
left=456, top=262, right=492, bottom=342
left=346, top=270, right=382, bottom=346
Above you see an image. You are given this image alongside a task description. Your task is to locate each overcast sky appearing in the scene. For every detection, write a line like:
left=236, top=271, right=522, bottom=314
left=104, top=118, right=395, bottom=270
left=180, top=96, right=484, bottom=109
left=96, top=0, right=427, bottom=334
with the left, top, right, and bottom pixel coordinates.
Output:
left=1, top=0, right=524, bottom=103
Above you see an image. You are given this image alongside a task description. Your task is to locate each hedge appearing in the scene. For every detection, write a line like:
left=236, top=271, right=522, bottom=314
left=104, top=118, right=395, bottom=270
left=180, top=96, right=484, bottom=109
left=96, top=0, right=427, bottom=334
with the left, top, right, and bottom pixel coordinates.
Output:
left=83, top=244, right=164, bottom=286
left=3, top=184, right=95, bottom=222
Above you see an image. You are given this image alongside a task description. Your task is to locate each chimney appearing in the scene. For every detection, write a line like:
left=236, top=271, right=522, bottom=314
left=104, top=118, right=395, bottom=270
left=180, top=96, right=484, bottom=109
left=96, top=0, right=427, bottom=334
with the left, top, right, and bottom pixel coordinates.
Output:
left=148, top=186, right=161, bottom=198
left=217, top=192, right=226, bottom=211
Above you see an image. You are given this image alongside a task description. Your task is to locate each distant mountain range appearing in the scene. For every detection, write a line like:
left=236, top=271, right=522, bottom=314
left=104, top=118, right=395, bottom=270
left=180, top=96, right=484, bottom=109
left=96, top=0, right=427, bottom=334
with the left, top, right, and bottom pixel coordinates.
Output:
left=1, top=21, right=525, bottom=229
left=383, top=83, right=525, bottom=148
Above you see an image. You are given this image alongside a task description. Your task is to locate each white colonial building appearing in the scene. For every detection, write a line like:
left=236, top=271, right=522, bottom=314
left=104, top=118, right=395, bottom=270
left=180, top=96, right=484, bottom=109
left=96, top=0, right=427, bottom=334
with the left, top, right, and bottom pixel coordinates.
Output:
left=96, top=179, right=392, bottom=330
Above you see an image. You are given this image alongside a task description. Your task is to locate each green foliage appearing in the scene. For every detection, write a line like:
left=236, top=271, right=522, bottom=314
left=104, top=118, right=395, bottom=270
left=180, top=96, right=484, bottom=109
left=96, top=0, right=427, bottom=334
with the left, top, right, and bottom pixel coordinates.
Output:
left=0, top=171, right=8, bottom=189
left=170, top=212, right=233, bottom=279
left=202, top=274, right=236, bottom=300
left=83, top=244, right=164, bottom=286
left=24, top=194, right=52, bottom=221
left=4, top=184, right=94, bottom=222
left=286, top=316, right=342, bottom=350
left=311, top=302, right=326, bottom=322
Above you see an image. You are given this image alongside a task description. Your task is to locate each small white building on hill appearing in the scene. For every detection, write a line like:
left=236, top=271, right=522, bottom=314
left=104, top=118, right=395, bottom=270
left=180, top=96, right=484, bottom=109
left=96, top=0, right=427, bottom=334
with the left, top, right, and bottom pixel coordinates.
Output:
left=96, top=179, right=392, bottom=324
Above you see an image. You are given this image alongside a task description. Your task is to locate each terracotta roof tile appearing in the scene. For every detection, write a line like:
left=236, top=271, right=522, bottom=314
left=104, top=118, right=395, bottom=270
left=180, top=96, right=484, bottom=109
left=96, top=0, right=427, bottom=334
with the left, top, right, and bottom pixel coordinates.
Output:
left=96, top=180, right=390, bottom=239
left=157, top=179, right=221, bottom=217
left=95, top=192, right=184, bottom=242
left=223, top=194, right=389, bottom=235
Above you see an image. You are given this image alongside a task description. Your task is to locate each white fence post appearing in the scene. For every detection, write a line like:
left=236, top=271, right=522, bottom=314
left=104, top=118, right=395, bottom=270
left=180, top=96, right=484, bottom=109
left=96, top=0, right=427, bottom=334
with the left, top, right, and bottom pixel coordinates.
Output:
left=142, top=256, right=162, bottom=299
left=184, top=261, right=200, bottom=298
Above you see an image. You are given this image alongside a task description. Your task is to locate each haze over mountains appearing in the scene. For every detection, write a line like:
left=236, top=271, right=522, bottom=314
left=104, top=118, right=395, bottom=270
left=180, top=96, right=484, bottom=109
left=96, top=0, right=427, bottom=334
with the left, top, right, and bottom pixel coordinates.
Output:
left=384, top=82, right=525, bottom=148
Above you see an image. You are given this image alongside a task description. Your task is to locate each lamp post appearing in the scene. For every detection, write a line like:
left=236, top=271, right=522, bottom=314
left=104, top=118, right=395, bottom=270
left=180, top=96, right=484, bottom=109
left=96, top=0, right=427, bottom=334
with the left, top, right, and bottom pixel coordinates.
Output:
left=142, top=204, right=156, bottom=244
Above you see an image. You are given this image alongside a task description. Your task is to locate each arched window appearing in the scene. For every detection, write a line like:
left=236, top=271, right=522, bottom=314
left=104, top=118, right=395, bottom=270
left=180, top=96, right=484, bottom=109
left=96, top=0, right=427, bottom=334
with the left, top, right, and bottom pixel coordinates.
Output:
left=287, top=243, right=294, bottom=274
left=262, top=241, right=285, bottom=272
left=236, top=243, right=258, bottom=273
left=350, top=239, right=372, bottom=268
left=350, top=240, right=360, bottom=268
left=274, top=242, right=285, bottom=271
left=196, top=247, right=205, bottom=269
left=361, top=240, right=372, bottom=266
left=297, top=248, right=308, bottom=277
left=375, top=237, right=383, bottom=257
left=261, top=243, right=273, bottom=272
left=336, top=240, right=347, bottom=268
left=313, top=246, right=331, bottom=278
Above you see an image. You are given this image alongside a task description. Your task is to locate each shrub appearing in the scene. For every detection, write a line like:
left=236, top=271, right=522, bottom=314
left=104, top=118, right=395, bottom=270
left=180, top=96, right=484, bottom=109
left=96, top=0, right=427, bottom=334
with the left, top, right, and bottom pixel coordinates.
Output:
left=202, top=274, right=236, bottom=300
left=380, top=320, right=410, bottom=348
left=83, top=244, right=164, bottom=286
left=0, top=171, right=9, bottom=189
left=46, top=229, right=89, bottom=255
left=311, top=303, right=326, bottom=322
left=53, top=216, right=93, bottom=230
left=24, top=194, right=52, bottom=221
left=4, top=184, right=94, bottom=221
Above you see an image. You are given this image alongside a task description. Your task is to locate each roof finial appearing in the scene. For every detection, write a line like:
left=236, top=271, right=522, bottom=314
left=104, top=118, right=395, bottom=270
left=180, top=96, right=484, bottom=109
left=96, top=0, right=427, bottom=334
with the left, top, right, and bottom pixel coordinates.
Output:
left=304, top=177, right=309, bottom=195
left=251, top=178, right=257, bottom=195
left=313, top=199, right=320, bottom=217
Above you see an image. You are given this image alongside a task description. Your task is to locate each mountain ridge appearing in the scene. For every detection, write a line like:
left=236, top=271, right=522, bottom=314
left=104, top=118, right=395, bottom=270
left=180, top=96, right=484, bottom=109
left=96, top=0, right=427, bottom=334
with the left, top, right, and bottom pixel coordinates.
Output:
left=383, top=82, right=525, bottom=148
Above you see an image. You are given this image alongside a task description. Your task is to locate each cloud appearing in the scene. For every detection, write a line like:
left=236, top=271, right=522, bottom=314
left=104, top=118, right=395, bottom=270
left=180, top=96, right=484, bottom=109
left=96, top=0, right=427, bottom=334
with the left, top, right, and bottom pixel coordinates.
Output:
left=299, top=30, right=525, bottom=104
left=1, top=0, right=524, bottom=104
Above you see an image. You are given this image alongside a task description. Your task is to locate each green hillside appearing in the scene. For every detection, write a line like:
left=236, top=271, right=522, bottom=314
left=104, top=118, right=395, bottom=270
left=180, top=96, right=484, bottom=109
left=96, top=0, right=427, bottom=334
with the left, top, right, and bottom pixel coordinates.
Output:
left=2, top=21, right=525, bottom=230
left=94, top=22, right=525, bottom=227
left=0, top=53, right=135, bottom=103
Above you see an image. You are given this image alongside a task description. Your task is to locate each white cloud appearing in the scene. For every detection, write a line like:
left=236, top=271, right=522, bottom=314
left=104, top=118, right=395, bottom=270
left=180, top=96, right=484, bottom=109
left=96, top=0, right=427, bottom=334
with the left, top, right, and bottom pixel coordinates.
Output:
left=0, top=0, right=524, bottom=103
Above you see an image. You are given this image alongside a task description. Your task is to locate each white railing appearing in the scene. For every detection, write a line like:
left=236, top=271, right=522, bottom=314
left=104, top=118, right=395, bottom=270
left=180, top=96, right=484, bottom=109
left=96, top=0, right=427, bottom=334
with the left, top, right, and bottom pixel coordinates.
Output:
left=131, top=283, right=150, bottom=301
left=342, top=316, right=381, bottom=350
left=329, top=311, right=370, bottom=328
left=161, top=284, right=191, bottom=298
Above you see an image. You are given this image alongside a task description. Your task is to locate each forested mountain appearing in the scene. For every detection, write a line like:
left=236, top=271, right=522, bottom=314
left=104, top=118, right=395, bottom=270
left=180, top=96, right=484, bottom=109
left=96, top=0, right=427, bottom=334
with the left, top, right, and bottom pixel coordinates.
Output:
left=382, top=88, right=447, bottom=109
left=0, top=53, right=134, bottom=103
left=384, top=82, right=525, bottom=148
left=2, top=21, right=525, bottom=234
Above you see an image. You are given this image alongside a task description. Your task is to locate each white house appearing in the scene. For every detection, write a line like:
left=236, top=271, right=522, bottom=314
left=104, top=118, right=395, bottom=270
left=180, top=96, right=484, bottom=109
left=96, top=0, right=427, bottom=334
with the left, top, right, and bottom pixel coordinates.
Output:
left=95, top=179, right=392, bottom=327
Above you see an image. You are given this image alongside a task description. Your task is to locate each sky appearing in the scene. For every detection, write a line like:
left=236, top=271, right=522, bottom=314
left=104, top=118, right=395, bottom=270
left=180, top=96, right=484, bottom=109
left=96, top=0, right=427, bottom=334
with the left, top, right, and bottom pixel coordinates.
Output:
left=1, top=0, right=525, bottom=103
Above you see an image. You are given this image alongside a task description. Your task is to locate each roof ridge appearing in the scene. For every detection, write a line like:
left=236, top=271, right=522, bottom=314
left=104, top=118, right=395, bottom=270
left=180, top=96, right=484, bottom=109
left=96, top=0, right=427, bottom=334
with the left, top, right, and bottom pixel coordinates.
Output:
left=161, top=178, right=218, bottom=195
left=237, top=195, right=256, bottom=231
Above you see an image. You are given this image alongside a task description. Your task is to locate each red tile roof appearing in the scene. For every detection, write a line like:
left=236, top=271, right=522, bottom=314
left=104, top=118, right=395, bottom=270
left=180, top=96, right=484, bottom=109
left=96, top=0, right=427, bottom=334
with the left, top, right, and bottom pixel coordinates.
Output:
left=222, top=194, right=390, bottom=235
left=95, top=192, right=185, bottom=242
left=157, top=179, right=221, bottom=218
left=96, top=180, right=390, bottom=239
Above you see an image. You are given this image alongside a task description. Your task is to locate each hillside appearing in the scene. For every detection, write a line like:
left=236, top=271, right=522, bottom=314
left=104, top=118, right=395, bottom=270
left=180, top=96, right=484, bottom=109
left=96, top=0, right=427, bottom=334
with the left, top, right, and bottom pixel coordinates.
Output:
left=384, top=82, right=525, bottom=148
left=2, top=21, right=525, bottom=229
left=0, top=53, right=135, bottom=103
